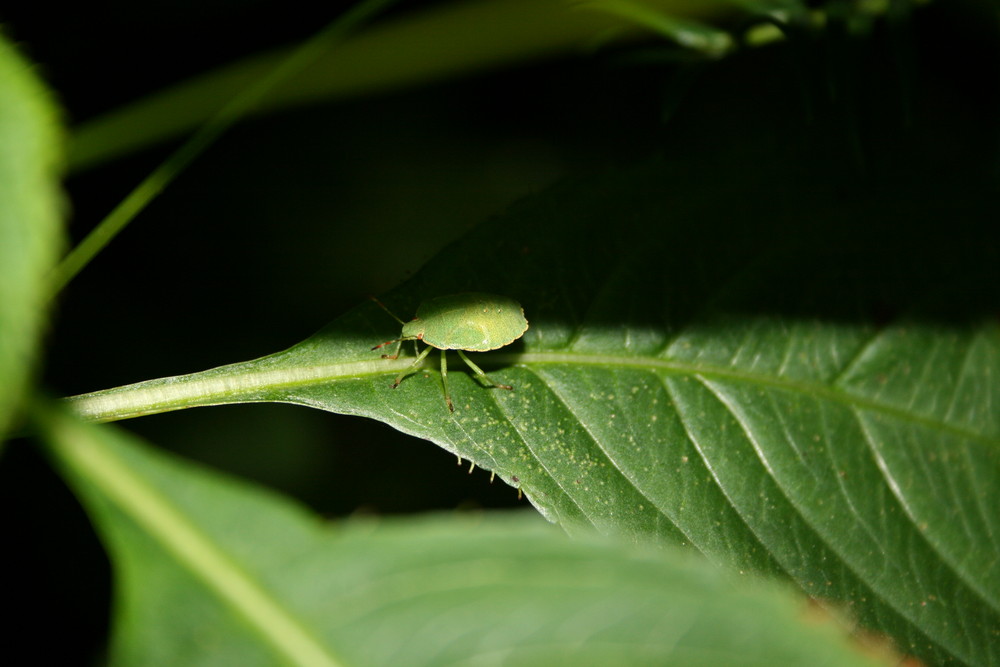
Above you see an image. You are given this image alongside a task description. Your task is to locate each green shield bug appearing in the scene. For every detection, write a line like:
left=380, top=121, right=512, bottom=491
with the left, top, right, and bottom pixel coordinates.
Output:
left=371, top=293, right=529, bottom=412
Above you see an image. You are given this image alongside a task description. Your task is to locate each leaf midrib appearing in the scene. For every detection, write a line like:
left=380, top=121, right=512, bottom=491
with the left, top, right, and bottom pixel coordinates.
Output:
left=40, top=403, right=344, bottom=667
left=64, top=350, right=996, bottom=447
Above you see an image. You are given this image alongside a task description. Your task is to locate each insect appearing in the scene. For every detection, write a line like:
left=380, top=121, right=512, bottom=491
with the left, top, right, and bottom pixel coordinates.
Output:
left=371, top=293, right=529, bottom=412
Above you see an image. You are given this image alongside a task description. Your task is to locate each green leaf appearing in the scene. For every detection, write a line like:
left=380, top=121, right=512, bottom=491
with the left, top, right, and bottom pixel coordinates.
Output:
left=0, top=33, right=64, bottom=439
left=67, top=0, right=751, bottom=171
left=38, top=401, right=885, bottom=667
left=68, top=158, right=1000, bottom=665
left=584, top=0, right=736, bottom=56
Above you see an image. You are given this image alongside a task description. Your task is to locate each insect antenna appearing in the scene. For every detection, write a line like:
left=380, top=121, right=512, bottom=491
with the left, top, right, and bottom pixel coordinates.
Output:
left=369, top=295, right=409, bottom=358
left=368, top=295, right=406, bottom=325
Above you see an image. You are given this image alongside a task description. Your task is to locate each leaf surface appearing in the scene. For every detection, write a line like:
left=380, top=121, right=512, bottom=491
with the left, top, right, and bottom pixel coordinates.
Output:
left=68, top=159, right=1000, bottom=665
left=39, top=402, right=885, bottom=667
left=0, top=34, right=63, bottom=439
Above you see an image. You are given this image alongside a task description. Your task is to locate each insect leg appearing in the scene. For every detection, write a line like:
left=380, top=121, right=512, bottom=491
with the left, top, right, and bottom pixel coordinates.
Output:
left=457, top=350, right=513, bottom=390
left=440, top=349, right=455, bottom=412
left=371, top=337, right=404, bottom=359
left=371, top=337, right=398, bottom=352
left=393, top=344, right=432, bottom=388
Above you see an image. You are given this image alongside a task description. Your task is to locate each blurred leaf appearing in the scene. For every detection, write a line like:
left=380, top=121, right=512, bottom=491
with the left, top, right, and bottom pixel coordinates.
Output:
left=64, top=0, right=927, bottom=172
left=39, top=401, right=886, bottom=667
left=584, top=0, right=736, bottom=55
left=68, top=155, right=1000, bottom=665
left=66, top=0, right=753, bottom=171
left=0, top=33, right=64, bottom=440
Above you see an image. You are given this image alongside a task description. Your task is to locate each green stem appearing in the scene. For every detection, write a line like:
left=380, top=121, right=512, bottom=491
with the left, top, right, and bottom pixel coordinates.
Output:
left=63, top=350, right=997, bottom=449
left=47, top=0, right=398, bottom=298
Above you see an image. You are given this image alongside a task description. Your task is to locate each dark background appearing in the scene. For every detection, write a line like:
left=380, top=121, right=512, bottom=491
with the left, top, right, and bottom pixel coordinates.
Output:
left=1, top=0, right=997, bottom=663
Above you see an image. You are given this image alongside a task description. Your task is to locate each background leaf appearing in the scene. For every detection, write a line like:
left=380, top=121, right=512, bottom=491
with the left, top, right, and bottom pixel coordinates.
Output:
left=68, top=147, right=1000, bottom=665
left=39, top=401, right=887, bottom=667
left=65, top=0, right=753, bottom=171
left=0, top=32, right=63, bottom=440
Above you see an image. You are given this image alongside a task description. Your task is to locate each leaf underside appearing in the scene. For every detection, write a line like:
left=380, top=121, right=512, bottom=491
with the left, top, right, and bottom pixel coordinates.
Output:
left=69, top=154, right=1000, bottom=664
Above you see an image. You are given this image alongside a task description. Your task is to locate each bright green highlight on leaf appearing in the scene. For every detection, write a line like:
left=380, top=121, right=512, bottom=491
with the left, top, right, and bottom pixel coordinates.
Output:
left=0, top=33, right=64, bottom=440
left=372, top=293, right=529, bottom=412
left=37, top=401, right=885, bottom=667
